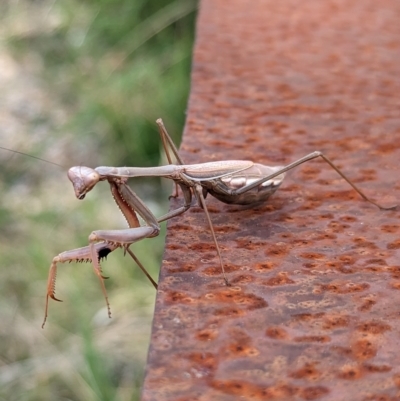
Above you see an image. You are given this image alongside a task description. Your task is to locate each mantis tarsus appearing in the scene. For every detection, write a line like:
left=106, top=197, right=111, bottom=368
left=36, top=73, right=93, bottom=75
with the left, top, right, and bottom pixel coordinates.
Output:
left=41, top=118, right=397, bottom=327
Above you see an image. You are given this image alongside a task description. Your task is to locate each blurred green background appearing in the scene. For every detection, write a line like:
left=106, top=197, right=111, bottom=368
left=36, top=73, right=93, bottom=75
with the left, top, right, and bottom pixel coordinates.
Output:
left=0, top=0, right=196, bottom=400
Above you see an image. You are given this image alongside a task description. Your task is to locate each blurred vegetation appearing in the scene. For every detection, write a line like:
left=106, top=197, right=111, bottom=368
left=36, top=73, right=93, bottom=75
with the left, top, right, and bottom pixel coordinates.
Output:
left=0, top=0, right=196, bottom=400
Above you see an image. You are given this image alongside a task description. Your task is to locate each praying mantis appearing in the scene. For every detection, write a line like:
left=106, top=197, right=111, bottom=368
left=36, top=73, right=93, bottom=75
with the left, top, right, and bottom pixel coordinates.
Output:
left=41, top=118, right=397, bottom=327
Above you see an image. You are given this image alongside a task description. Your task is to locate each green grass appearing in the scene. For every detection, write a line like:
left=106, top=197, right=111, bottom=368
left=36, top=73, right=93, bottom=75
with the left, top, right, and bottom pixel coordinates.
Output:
left=0, top=0, right=196, bottom=399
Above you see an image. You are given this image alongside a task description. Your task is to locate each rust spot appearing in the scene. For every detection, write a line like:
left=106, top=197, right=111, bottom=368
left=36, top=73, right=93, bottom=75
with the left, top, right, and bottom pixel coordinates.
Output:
left=387, top=239, right=400, bottom=250
left=338, top=364, right=363, bottom=380
left=388, top=266, right=400, bottom=279
left=359, top=169, right=377, bottom=181
left=314, top=233, right=337, bottom=241
left=276, top=213, right=295, bottom=223
left=381, top=225, right=400, bottom=233
left=167, top=263, right=198, bottom=273
left=333, top=264, right=356, bottom=274
left=390, top=281, right=400, bottom=290
left=393, top=374, right=400, bottom=388
left=376, top=143, right=398, bottom=154
left=352, top=237, right=378, bottom=249
left=300, top=166, right=321, bottom=176
left=321, top=281, right=370, bottom=294
left=358, top=298, right=377, bottom=312
left=186, top=352, right=217, bottom=373
left=230, top=274, right=255, bottom=284
left=165, top=291, right=196, bottom=304
left=213, top=307, right=244, bottom=317
left=322, top=314, right=351, bottom=330
left=169, top=223, right=192, bottom=234
left=364, top=258, right=387, bottom=265
left=188, top=242, right=217, bottom=252
left=339, top=254, right=356, bottom=264
left=210, top=380, right=299, bottom=399
left=300, top=386, right=330, bottom=400
left=362, top=363, right=391, bottom=373
left=294, top=335, right=331, bottom=343
left=235, top=238, right=267, bottom=250
left=265, top=272, right=295, bottom=286
left=332, top=346, right=353, bottom=357
left=224, top=335, right=259, bottom=358
left=214, top=224, right=239, bottom=233
left=356, top=321, right=392, bottom=334
left=289, top=363, right=321, bottom=380
left=303, top=262, right=319, bottom=269
left=351, top=339, right=377, bottom=360
left=299, top=252, right=326, bottom=260
left=206, top=289, right=268, bottom=310
left=254, top=261, right=276, bottom=271
left=252, top=203, right=279, bottom=213
left=266, top=243, right=291, bottom=257
left=363, top=265, right=385, bottom=273
left=320, top=213, right=334, bottom=219
left=238, top=294, right=268, bottom=310
left=209, top=139, right=231, bottom=147
left=196, top=329, right=218, bottom=341
left=327, top=221, right=350, bottom=233
left=339, top=215, right=358, bottom=222
left=166, top=243, right=184, bottom=251
left=266, top=326, right=289, bottom=340
left=206, top=205, right=220, bottom=213
left=203, top=264, right=239, bottom=277
left=293, top=313, right=325, bottom=322
left=280, top=232, right=293, bottom=239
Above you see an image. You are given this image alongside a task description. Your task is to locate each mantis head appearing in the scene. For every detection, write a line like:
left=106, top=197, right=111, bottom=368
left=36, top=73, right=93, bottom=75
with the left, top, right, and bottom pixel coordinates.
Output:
left=67, top=166, right=101, bottom=200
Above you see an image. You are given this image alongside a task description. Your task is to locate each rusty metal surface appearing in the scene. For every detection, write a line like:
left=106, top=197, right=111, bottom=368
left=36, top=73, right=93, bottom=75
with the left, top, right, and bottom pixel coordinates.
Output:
left=141, top=0, right=400, bottom=400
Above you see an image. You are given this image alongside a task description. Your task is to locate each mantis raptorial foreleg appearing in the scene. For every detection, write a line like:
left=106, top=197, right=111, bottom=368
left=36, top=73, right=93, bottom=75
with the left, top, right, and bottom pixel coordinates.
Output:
left=43, top=242, right=119, bottom=328
left=43, top=238, right=159, bottom=328
left=42, top=179, right=161, bottom=327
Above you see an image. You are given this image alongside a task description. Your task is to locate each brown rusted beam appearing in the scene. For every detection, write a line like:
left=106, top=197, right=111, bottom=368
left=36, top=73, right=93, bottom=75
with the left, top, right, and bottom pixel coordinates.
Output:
left=142, top=0, right=400, bottom=399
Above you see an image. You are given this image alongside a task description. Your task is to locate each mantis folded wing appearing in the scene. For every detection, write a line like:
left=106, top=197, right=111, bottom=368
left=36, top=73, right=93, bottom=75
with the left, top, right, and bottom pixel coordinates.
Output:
left=43, top=118, right=397, bottom=327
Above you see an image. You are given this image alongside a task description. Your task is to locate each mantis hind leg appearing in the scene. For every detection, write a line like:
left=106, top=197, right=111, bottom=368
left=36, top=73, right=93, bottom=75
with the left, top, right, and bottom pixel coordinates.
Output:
left=234, top=151, right=397, bottom=211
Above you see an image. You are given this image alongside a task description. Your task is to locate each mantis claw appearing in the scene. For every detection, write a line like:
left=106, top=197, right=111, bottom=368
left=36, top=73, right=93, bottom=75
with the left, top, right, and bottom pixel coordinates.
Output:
left=50, top=294, right=63, bottom=302
left=90, top=243, right=112, bottom=318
